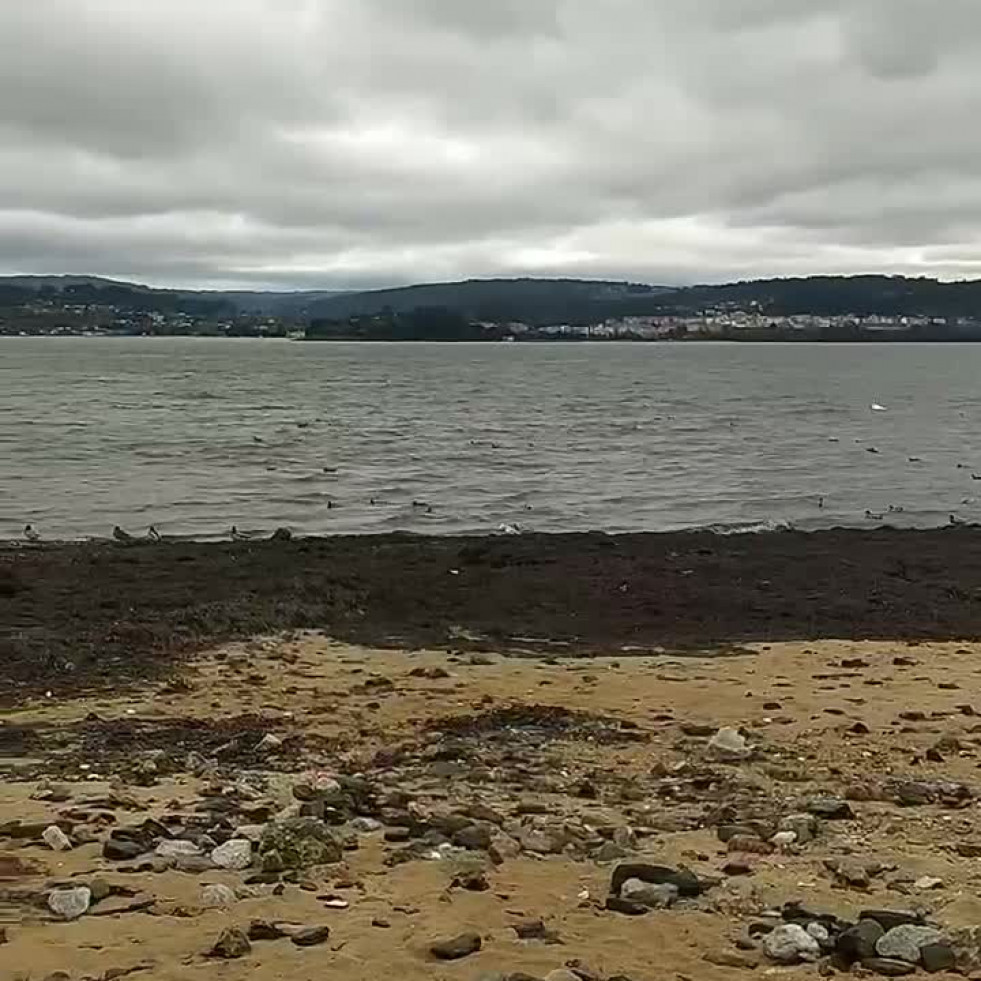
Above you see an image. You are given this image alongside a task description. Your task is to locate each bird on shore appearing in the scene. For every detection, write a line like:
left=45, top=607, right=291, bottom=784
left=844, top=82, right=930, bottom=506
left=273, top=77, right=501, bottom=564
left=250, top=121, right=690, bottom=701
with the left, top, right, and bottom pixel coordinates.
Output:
left=865, top=510, right=884, bottom=520
left=24, top=524, right=40, bottom=543
left=887, top=505, right=905, bottom=513
left=818, top=496, right=825, bottom=509
left=498, top=522, right=522, bottom=535
left=113, top=525, right=135, bottom=543
left=147, top=525, right=162, bottom=542
left=870, top=403, right=888, bottom=412
left=230, top=525, right=248, bottom=542
left=270, top=527, right=293, bottom=542
left=950, top=514, right=965, bottom=527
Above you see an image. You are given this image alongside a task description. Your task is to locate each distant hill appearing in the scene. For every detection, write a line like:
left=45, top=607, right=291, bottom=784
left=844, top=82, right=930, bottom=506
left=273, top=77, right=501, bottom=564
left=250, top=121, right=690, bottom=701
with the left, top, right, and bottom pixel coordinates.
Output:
left=307, top=278, right=672, bottom=325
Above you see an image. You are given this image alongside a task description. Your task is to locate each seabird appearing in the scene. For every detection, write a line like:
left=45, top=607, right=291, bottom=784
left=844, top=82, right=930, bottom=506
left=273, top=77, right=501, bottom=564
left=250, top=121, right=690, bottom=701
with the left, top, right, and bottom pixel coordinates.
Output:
left=270, top=527, right=293, bottom=542
left=24, top=524, right=40, bottom=543
left=818, top=496, right=825, bottom=509
left=865, top=510, right=884, bottom=520
left=147, top=525, right=162, bottom=542
left=230, top=525, right=249, bottom=542
left=113, top=526, right=135, bottom=543
left=950, top=514, right=965, bottom=527
left=887, top=505, right=905, bottom=513
left=498, top=522, right=522, bottom=535
left=870, top=403, right=888, bottom=412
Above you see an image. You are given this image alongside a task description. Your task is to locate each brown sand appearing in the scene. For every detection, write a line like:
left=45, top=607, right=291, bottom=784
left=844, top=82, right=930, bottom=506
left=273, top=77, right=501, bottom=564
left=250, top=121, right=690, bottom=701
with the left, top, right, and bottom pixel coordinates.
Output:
left=3, top=634, right=980, bottom=980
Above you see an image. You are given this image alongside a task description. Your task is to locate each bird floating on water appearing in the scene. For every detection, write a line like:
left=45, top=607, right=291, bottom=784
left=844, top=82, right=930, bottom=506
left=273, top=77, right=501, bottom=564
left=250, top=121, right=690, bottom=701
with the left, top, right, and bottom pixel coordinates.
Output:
left=887, top=505, right=904, bottom=513
left=113, top=526, right=135, bottom=543
left=24, top=524, right=40, bottom=543
left=866, top=447, right=880, bottom=454
left=147, top=526, right=161, bottom=542
left=865, top=510, right=884, bottom=520
left=498, top=523, right=522, bottom=536
left=870, top=403, right=888, bottom=412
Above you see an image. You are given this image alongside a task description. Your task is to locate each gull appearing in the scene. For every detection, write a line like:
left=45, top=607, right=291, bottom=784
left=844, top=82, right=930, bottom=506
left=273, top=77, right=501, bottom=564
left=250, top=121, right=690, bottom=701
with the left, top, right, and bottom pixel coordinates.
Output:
left=498, top=523, right=522, bottom=535
left=113, top=526, right=135, bottom=543
left=950, top=514, right=965, bottom=527
left=270, top=527, right=293, bottom=542
left=147, top=526, right=162, bottom=542
left=865, top=510, right=884, bottom=520
left=870, top=403, right=888, bottom=412
left=24, top=524, right=40, bottom=543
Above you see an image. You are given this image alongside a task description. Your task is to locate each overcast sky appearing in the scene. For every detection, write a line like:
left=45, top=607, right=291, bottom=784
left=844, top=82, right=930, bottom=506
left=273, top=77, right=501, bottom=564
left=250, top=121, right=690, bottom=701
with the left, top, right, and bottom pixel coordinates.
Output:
left=2, top=0, right=981, bottom=290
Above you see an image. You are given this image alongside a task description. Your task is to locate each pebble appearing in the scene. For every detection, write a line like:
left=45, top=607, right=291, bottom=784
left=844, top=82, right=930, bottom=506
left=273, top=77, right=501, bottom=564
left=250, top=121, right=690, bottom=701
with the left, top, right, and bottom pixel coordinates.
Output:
left=209, top=927, right=252, bottom=959
left=201, top=883, right=238, bottom=908
left=707, top=727, right=751, bottom=761
left=211, top=838, right=253, bottom=870
left=431, top=931, right=482, bottom=960
left=290, top=925, right=331, bottom=947
left=611, top=862, right=702, bottom=897
left=619, top=879, right=678, bottom=908
left=47, top=886, right=92, bottom=921
left=762, top=923, right=821, bottom=963
left=42, top=825, right=72, bottom=851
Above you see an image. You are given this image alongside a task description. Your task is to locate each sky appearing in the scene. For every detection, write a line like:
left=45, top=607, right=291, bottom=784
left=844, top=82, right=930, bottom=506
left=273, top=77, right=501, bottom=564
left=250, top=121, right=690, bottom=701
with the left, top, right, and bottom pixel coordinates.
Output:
left=3, top=0, right=981, bottom=291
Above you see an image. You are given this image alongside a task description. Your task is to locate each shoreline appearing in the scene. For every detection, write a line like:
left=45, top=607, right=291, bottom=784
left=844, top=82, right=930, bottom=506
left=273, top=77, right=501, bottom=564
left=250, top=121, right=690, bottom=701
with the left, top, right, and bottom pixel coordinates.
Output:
left=4, top=527, right=981, bottom=702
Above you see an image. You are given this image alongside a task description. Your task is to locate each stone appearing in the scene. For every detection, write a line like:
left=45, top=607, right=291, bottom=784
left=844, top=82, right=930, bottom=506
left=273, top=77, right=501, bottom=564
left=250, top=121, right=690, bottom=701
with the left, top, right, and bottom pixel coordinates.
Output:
left=920, top=942, right=956, bottom=973
left=727, top=834, right=772, bottom=855
left=605, top=895, right=647, bottom=915
left=201, top=883, right=238, bottom=908
left=512, top=919, right=548, bottom=940
left=837, top=919, right=885, bottom=962
left=103, top=838, right=145, bottom=861
left=611, top=862, right=702, bottom=897
left=209, top=927, right=252, bottom=959
left=779, top=813, right=820, bottom=843
left=211, top=839, right=253, bottom=870
left=256, top=733, right=283, bottom=752
left=807, top=797, right=854, bottom=820
left=453, top=869, right=490, bottom=892
left=544, top=972, right=580, bottom=981
left=876, top=925, right=944, bottom=964
left=453, top=823, right=493, bottom=851
left=350, top=817, right=382, bottom=833
left=594, top=841, right=627, bottom=863
left=619, top=878, right=678, bottom=909
left=259, top=818, right=341, bottom=869
left=155, top=839, right=202, bottom=859
left=707, top=727, right=751, bottom=761
left=762, top=923, right=821, bottom=963
left=430, top=931, right=482, bottom=960
left=248, top=920, right=290, bottom=941
left=703, top=950, right=760, bottom=969
left=861, top=910, right=925, bottom=932
left=914, top=875, right=944, bottom=891
left=771, top=831, right=797, bottom=849
left=863, top=958, right=916, bottom=977
left=48, top=886, right=92, bottom=920
left=42, top=825, right=72, bottom=851
left=87, top=878, right=112, bottom=903
left=291, top=925, right=331, bottom=947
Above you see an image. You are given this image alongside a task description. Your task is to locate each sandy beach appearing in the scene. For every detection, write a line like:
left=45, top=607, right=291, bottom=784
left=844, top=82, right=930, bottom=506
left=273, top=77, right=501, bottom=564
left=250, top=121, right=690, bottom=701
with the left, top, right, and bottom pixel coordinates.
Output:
left=4, top=532, right=981, bottom=979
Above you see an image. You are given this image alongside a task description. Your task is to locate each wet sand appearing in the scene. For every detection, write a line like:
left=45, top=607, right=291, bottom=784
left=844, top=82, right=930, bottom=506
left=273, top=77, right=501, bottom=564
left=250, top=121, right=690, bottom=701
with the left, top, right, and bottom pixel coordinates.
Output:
left=4, top=528, right=981, bottom=701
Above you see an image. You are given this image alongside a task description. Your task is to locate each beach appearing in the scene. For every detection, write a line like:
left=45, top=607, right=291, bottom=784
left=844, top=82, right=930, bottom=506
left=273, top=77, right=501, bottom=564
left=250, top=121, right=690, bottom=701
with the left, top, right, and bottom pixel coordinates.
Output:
left=3, top=530, right=981, bottom=979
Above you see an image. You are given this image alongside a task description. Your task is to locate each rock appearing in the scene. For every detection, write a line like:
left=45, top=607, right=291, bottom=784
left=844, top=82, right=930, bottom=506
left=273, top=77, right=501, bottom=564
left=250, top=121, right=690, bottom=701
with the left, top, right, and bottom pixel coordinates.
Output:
left=200, top=883, right=238, bottom=908
left=211, top=839, right=253, bottom=870
left=48, top=886, right=92, bottom=920
left=291, top=925, right=331, bottom=947
left=807, top=922, right=830, bottom=945
left=453, top=823, right=493, bottom=851
left=87, top=878, right=112, bottom=903
left=914, top=875, right=944, bottom=891
left=707, top=727, right=751, bottom=761
left=920, top=942, right=956, bottom=973
left=594, top=841, right=627, bottom=863
left=830, top=858, right=872, bottom=889
left=512, top=919, right=548, bottom=940
left=837, top=919, right=885, bottom=962
left=102, top=838, right=145, bottom=861
left=350, top=817, right=382, bottom=833
left=876, top=925, right=944, bottom=964
left=430, top=931, right=482, bottom=960
left=771, top=831, right=797, bottom=849
left=605, top=895, right=648, bottom=915
left=209, top=927, right=252, bottom=959
left=453, top=869, right=490, bottom=892
left=155, top=839, right=202, bottom=859
left=258, top=818, right=341, bottom=869
left=619, top=878, right=678, bottom=908
left=0, top=927, right=6, bottom=944
left=762, top=923, right=821, bottom=963
left=956, top=842, right=981, bottom=857
left=42, top=825, right=72, bottom=851
left=704, top=950, right=761, bottom=969
left=173, top=854, right=217, bottom=874
left=248, top=920, right=290, bottom=940
left=863, top=958, right=916, bottom=977
left=779, top=813, right=820, bottom=843
left=610, top=862, right=702, bottom=898
left=807, top=797, right=854, bottom=820
left=727, top=834, right=772, bottom=855
left=861, top=910, right=925, bottom=932
left=544, top=972, right=580, bottom=981
left=256, top=733, right=283, bottom=752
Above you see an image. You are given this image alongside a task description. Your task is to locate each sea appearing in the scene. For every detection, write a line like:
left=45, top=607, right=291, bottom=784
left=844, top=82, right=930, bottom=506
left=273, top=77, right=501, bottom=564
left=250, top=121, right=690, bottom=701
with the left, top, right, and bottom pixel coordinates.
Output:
left=2, top=336, right=981, bottom=541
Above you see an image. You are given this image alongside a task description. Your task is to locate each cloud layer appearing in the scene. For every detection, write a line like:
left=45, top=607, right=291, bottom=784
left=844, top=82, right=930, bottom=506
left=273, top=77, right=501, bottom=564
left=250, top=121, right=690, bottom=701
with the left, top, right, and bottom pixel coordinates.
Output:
left=3, top=0, right=981, bottom=289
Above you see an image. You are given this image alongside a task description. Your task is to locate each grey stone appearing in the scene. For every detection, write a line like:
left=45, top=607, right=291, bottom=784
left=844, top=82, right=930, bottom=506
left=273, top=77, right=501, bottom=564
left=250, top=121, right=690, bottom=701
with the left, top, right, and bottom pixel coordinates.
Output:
left=861, top=910, right=925, bottom=932
left=291, top=925, right=331, bottom=947
left=920, top=942, right=956, bottom=973
left=47, top=886, right=91, bottom=921
left=155, top=839, right=202, bottom=859
left=201, top=883, right=238, bottom=908
left=211, top=839, right=253, bottom=870
left=837, top=919, right=885, bottom=962
left=876, top=925, right=944, bottom=964
left=863, top=958, right=916, bottom=977
left=258, top=818, right=341, bottom=869
left=619, top=878, right=678, bottom=909
left=779, top=813, right=820, bottom=844
left=707, top=727, right=750, bottom=761
left=594, top=841, right=627, bottom=863
left=762, top=923, right=821, bottom=963
left=611, top=862, right=702, bottom=897
left=209, top=927, right=251, bottom=959
left=42, top=826, right=72, bottom=852
left=807, top=796, right=854, bottom=820
left=102, top=838, right=145, bottom=861
left=430, top=931, right=482, bottom=960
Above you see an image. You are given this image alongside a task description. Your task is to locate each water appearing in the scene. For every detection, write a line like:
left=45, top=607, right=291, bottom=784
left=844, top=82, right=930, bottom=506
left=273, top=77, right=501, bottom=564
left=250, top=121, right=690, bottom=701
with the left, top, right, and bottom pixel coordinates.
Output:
left=2, top=337, right=980, bottom=540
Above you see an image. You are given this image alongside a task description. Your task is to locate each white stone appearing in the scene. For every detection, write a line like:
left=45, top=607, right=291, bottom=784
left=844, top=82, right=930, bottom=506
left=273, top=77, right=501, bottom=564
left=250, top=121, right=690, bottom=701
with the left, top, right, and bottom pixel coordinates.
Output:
left=42, top=825, right=72, bottom=851
left=807, top=922, right=830, bottom=943
left=234, top=824, right=267, bottom=842
left=201, top=883, right=238, bottom=908
left=211, top=838, right=253, bottom=870
left=155, top=839, right=202, bottom=859
left=48, top=886, right=91, bottom=920
left=771, top=831, right=797, bottom=849
left=257, top=733, right=283, bottom=752
left=915, top=875, right=944, bottom=891
left=762, top=923, right=821, bottom=963
left=707, top=727, right=751, bottom=761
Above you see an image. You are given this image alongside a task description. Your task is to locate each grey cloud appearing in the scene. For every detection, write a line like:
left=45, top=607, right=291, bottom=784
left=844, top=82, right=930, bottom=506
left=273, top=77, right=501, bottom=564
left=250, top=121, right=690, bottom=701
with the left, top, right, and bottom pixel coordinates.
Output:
left=1, top=0, right=981, bottom=289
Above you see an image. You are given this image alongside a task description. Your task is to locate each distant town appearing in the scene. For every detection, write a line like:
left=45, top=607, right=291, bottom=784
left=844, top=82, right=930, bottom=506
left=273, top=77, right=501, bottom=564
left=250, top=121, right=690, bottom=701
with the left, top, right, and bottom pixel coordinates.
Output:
left=5, top=273, right=981, bottom=341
